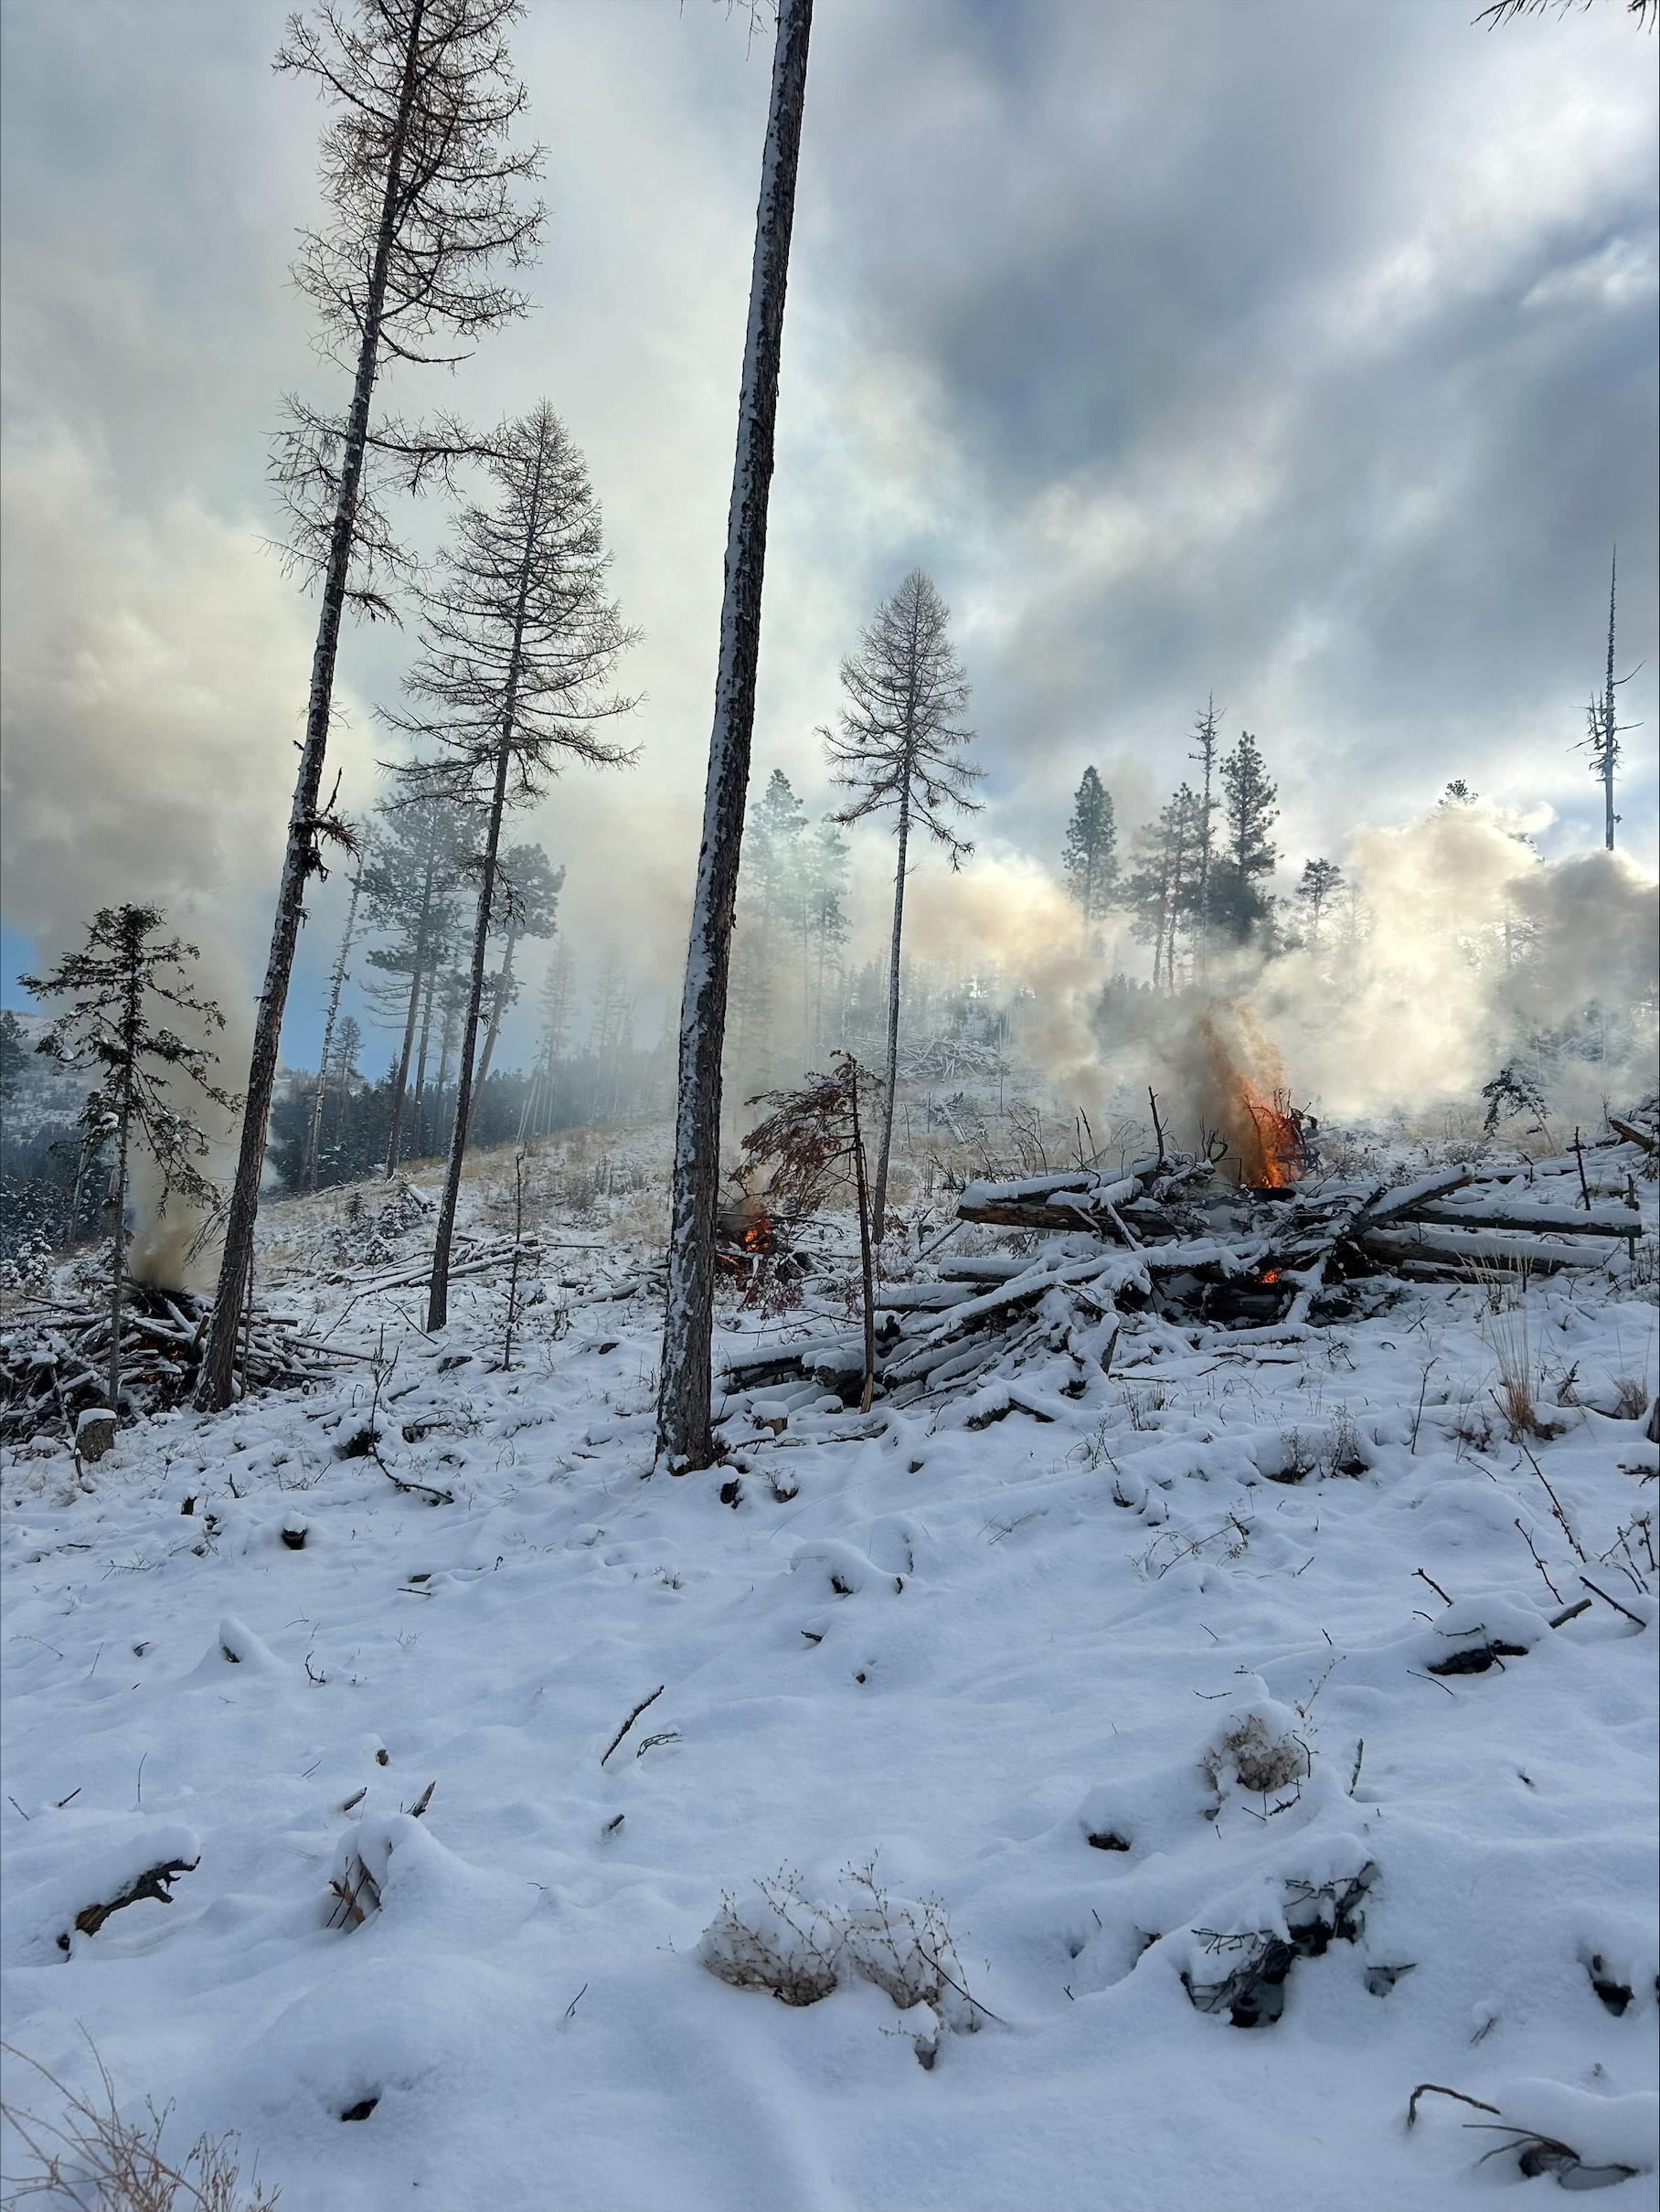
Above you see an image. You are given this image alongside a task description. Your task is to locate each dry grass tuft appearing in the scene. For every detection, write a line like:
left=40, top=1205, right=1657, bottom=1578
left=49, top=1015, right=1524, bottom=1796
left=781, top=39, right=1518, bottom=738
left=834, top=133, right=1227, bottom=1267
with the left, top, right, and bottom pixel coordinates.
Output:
left=1205, top=1712, right=1311, bottom=1797
left=0, top=2042, right=278, bottom=2210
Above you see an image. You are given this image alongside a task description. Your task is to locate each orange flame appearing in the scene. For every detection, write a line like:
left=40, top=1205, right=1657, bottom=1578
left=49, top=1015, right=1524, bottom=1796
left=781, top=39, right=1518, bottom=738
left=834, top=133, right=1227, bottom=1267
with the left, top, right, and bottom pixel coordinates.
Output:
left=1197, top=1012, right=1304, bottom=1188
left=1240, top=1081, right=1303, bottom=1188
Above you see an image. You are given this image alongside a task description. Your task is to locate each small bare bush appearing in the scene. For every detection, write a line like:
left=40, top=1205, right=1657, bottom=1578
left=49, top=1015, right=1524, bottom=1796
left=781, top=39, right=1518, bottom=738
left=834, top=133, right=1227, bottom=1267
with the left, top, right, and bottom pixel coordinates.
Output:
left=0, top=2043, right=277, bottom=2210
left=1204, top=1710, right=1311, bottom=1798
left=699, top=1865, right=989, bottom=2048
left=843, top=1859, right=984, bottom=2036
left=697, top=1870, right=844, bottom=2006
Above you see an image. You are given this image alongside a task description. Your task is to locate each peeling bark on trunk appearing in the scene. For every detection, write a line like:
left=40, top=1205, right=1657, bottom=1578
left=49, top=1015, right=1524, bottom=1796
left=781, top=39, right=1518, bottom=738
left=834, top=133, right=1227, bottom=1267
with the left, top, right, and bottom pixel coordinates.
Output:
left=197, top=5, right=427, bottom=1409
left=657, top=0, right=813, bottom=1472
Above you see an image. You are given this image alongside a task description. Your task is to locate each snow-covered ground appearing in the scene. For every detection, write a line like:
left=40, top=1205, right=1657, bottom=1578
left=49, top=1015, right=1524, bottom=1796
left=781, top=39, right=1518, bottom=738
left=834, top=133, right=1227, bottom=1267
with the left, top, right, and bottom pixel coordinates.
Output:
left=3, top=1123, right=1657, bottom=2210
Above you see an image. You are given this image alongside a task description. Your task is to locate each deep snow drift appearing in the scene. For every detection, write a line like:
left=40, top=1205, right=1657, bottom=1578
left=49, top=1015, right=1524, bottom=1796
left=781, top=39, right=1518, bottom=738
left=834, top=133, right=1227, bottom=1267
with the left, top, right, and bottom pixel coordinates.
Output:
left=2, top=1122, right=1656, bottom=2211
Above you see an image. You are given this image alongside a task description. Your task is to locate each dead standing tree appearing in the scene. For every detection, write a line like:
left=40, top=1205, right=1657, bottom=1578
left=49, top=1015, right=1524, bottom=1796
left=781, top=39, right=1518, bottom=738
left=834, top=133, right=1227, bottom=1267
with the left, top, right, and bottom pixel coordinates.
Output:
left=658, top=0, right=814, bottom=1473
left=198, top=0, right=543, bottom=1409
left=23, top=907, right=239, bottom=1417
left=387, top=402, right=637, bottom=1331
left=824, top=569, right=982, bottom=1245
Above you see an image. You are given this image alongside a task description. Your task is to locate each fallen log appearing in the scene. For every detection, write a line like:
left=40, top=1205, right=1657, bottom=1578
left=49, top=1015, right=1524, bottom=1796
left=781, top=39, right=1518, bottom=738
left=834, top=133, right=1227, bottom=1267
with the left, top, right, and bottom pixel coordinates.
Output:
left=1357, top=1225, right=1619, bottom=1273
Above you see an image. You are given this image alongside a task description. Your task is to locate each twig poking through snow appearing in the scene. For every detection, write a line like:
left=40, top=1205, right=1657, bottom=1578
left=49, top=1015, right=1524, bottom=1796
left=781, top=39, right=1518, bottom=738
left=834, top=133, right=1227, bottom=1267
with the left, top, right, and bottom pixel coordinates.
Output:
left=600, top=1684, right=665, bottom=1766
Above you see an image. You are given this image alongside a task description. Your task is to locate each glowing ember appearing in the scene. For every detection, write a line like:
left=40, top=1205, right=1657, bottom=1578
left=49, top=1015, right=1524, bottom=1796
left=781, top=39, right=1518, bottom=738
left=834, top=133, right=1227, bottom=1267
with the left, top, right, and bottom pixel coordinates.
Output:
left=740, top=1217, right=775, bottom=1257
left=1261, top=1268, right=1282, bottom=1285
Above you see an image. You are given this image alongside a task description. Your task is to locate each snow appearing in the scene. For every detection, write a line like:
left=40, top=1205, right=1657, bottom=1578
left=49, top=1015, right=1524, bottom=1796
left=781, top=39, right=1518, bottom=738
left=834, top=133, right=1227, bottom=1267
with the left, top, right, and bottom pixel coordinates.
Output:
left=2, top=1138, right=1656, bottom=2209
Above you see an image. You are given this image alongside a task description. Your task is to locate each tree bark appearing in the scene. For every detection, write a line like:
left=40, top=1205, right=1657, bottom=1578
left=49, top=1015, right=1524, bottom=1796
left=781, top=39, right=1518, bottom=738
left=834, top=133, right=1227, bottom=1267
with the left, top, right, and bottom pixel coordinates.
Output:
left=197, top=3, right=427, bottom=1410
left=657, top=0, right=813, bottom=1472
left=870, top=792, right=910, bottom=1243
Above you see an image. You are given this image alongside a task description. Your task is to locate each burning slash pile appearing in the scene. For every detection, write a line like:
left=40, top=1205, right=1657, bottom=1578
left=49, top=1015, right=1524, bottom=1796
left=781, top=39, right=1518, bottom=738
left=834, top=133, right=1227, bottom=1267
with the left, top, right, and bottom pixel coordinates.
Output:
left=1, top=1280, right=349, bottom=1445
left=720, top=1107, right=1652, bottom=1410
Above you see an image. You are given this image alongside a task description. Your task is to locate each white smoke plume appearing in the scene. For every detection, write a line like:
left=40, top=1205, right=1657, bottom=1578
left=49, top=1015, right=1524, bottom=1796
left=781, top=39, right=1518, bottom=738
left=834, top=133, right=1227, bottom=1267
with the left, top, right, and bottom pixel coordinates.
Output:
left=893, top=804, right=1657, bottom=1152
left=0, top=436, right=372, bottom=1285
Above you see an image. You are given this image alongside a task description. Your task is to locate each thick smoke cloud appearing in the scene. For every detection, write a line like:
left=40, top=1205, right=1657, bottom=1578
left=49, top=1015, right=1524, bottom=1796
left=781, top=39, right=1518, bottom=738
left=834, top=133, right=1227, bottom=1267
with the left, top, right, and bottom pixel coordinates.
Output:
left=1, top=0, right=1655, bottom=1102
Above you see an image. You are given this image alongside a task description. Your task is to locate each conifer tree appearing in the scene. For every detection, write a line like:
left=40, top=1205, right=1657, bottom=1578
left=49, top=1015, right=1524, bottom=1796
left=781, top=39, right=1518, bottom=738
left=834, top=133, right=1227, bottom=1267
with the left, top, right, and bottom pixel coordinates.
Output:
left=200, top=0, right=545, bottom=1408
left=1186, top=697, right=1220, bottom=967
left=388, top=401, right=637, bottom=1327
left=24, top=907, right=238, bottom=1413
left=1124, top=787, right=1202, bottom=990
left=803, top=817, right=851, bottom=1050
left=1061, top=767, right=1118, bottom=944
left=824, top=569, right=982, bottom=1240
left=1210, top=731, right=1280, bottom=942
left=474, top=841, right=564, bottom=1088
left=0, top=1010, right=27, bottom=1107
left=731, top=769, right=807, bottom=1085
left=1293, top=857, right=1345, bottom=948
left=363, top=790, right=472, bottom=1177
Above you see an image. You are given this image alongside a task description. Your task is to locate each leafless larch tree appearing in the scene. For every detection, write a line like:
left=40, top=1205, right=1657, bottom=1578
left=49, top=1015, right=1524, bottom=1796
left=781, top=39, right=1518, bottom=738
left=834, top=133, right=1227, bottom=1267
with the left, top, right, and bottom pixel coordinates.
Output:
left=824, top=569, right=982, bottom=1244
left=386, top=402, right=637, bottom=1330
left=197, top=0, right=544, bottom=1409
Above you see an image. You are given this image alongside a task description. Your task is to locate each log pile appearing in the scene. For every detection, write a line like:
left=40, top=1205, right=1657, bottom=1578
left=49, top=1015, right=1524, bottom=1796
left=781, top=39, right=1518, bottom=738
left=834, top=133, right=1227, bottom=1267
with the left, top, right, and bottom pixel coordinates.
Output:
left=720, top=1111, right=1652, bottom=1409
left=1, top=1280, right=352, bottom=1445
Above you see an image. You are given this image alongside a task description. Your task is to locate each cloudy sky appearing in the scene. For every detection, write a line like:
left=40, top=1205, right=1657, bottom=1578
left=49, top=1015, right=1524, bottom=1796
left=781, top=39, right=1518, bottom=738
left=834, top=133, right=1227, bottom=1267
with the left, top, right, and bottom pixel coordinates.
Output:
left=2, top=0, right=1655, bottom=1066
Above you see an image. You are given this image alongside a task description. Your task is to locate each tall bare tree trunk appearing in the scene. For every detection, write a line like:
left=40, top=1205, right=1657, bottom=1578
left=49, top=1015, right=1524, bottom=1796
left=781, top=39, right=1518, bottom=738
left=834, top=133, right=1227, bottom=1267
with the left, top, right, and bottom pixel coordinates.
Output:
left=657, top=0, right=813, bottom=1471
left=305, top=848, right=366, bottom=1191
left=411, top=962, right=438, bottom=1156
left=870, top=792, right=910, bottom=1243
left=427, top=451, right=543, bottom=1330
left=106, top=965, right=140, bottom=1414
left=1602, top=548, right=1618, bottom=853
left=198, top=7, right=427, bottom=1410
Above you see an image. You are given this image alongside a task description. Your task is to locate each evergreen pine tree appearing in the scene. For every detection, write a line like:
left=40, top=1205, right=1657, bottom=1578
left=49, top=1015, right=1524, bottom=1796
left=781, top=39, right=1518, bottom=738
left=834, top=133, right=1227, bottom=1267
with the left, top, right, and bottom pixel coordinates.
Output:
left=0, top=1010, right=27, bottom=1107
left=24, top=907, right=238, bottom=1413
left=1210, top=731, right=1279, bottom=942
left=474, top=842, right=564, bottom=1089
left=1061, top=767, right=1118, bottom=943
left=1293, top=858, right=1345, bottom=948
left=803, top=817, right=851, bottom=1051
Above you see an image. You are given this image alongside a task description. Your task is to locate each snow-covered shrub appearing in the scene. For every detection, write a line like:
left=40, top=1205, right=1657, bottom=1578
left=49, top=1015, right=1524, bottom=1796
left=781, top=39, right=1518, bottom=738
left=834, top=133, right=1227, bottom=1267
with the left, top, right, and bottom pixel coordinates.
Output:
left=698, top=1870, right=845, bottom=2006
left=699, top=1864, right=987, bottom=2045
left=1203, top=1702, right=1311, bottom=1799
left=842, top=1859, right=983, bottom=2036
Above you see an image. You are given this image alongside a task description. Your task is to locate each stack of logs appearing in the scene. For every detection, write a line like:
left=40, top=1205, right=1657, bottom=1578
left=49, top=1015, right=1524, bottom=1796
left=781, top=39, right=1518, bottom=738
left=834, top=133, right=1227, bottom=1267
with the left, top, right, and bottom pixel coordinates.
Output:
left=721, top=1108, right=1653, bottom=1409
left=1, top=1280, right=352, bottom=1445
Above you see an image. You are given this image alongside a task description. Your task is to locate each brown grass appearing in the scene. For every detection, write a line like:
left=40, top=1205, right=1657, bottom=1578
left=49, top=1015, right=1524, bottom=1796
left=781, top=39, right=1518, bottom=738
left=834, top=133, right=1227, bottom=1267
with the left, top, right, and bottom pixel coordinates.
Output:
left=0, top=2042, right=277, bottom=2210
